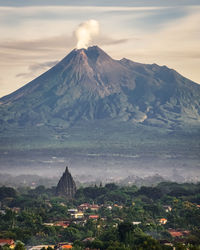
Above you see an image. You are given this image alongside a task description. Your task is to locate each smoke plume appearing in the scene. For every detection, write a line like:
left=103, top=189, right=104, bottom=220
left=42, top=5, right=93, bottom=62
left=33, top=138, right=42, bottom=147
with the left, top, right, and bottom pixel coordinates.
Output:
left=75, top=20, right=99, bottom=49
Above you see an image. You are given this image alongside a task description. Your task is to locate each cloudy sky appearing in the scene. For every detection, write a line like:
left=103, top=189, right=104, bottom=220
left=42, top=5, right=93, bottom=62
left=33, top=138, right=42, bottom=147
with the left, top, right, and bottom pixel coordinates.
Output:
left=0, top=0, right=200, bottom=97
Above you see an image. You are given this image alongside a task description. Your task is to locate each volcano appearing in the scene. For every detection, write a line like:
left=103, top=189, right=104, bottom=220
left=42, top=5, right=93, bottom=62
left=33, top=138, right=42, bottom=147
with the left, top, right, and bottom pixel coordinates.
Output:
left=0, top=46, right=200, bottom=160
left=1, top=46, right=200, bottom=129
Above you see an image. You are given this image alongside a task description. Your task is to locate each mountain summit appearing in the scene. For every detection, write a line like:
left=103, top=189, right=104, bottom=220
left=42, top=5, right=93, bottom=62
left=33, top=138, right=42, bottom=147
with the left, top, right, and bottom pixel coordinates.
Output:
left=0, top=45, right=200, bottom=132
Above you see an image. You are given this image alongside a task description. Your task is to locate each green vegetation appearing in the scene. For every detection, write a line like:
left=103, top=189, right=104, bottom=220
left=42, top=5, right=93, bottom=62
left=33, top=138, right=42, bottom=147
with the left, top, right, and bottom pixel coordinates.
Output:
left=0, top=119, right=199, bottom=153
left=0, top=182, right=200, bottom=249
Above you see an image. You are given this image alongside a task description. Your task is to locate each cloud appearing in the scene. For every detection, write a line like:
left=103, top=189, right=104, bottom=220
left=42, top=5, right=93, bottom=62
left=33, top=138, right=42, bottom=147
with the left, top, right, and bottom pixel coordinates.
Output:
left=146, top=10, right=200, bottom=60
left=16, top=60, right=59, bottom=78
left=115, top=8, right=200, bottom=83
left=0, top=3, right=200, bottom=98
left=29, top=61, right=59, bottom=71
left=0, top=35, right=75, bottom=51
left=94, top=36, right=129, bottom=46
left=0, top=34, right=129, bottom=60
left=0, top=0, right=199, bottom=7
left=0, top=5, right=169, bottom=15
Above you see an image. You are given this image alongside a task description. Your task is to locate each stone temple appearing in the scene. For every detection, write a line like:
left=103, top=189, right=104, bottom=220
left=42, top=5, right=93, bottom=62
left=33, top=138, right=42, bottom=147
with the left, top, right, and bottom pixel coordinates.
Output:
left=56, top=166, right=76, bottom=199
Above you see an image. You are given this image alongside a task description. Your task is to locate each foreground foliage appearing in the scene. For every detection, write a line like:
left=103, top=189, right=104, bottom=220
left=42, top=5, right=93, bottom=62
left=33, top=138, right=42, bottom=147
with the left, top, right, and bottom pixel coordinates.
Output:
left=0, top=182, right=200, bottom=249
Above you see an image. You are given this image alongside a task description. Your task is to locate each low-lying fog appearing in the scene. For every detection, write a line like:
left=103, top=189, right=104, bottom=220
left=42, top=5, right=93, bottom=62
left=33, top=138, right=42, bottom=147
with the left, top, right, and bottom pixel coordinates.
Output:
left=0, top=150, right=199, bottom=188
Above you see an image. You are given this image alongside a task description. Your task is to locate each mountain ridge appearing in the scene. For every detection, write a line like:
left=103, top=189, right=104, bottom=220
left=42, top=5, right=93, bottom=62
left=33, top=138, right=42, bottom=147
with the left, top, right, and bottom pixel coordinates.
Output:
left=0, top=45, right=199, bottom=134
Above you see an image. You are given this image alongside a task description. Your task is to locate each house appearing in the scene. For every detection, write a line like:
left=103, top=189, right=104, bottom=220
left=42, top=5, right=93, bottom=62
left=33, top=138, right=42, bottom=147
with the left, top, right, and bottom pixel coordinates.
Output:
left=107, top=205, right=112, bottom=210
left=43, top=222, right=54, bottom=227
left=28, top=245, right=54, bottom=250
left=159, top=240, right=174, bottom=248
left=0, top=239, right=15, bottom=249
left=182, top=230, right=190, bottom=236
left=78, top=203, right=90, bottom=211
left=71, top=211, right=84, bottom=219
left=89, top=215, right=99, bottom=220
left=168, top=229, right=190, bottom=238
left=168, top=229, right=183, bottom=238
left=82, top=237, right=95, bottom=243
left=159, top=218, right=167, bottom=225
left=114, top=204, right=123, bottom=209
left=68, top=208, right=78, bottom=214
left=78, top=203, right=100, bottom=211
left=68, top=209, right=85, bottom=219
left=54, top=221, right=70, bottom=228
left=60, top=202, right=67, bottom=207
left=132, top=221, right=141, bottom=225
left=72, top=219, right=87, bottom=226
left=90, top=204, right=100, bottom=211
left=56, top=242, right=72, bottom=249
left=11, top=207, right=21, bottom=213
left=59, top=245, right=72, bottom=249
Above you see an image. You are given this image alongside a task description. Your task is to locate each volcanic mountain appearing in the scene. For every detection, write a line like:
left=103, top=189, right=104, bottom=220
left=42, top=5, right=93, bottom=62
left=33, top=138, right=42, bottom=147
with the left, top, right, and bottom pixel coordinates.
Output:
left=1, top=46, right=200, bottom=128
left=0, top=46, right=200, bottom=155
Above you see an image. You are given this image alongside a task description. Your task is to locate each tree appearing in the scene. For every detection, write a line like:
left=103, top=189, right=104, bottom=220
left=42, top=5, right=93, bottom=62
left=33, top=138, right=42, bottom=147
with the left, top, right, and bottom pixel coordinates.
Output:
left=14, top=241, right=25, bottom=250
left=118, top=222, right=134, bottom=242
left=100, top=227, right=118, bottom=242
left=61, top=226, right=82, bottom=242
left=90, top=239, right=104, bottom=249
left=0, top=186, right=17, bottom=200
left=106, top=241, right=128, bottom=250
left=47, top=247, right=54, bottom=250
left=105, top=183, right=118, bottom=191
left=137, top=186, right=163, bottom=200
left=3, top=209, right=16, bottom=229
left=174, top=243, right=187, bottom=250
left=0, top=245, right=10, bottom=250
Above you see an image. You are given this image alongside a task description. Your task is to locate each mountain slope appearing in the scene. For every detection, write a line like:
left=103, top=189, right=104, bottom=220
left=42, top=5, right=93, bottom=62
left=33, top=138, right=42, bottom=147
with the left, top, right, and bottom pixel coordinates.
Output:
left=0, top=45, right=200, bottom=179
left=0, top=46, right=200, bottom=132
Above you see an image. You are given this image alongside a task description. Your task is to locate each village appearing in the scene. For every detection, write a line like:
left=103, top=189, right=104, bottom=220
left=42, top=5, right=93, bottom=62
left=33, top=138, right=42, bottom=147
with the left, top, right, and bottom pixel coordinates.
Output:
left=0, top=199, right=197, bottom=250
left=0, top=168, right=200, bottom=249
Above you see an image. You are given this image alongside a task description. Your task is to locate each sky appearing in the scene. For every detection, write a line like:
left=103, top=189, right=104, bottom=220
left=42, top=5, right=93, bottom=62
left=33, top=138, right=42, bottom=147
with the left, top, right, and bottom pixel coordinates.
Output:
left=0, top=0, right=200, bottom=97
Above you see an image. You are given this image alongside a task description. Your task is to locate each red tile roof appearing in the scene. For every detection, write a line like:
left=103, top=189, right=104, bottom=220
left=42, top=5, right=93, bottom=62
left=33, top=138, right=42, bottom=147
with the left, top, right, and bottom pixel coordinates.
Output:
left=54, top=221, right=69, bottom=228
left=61, top=245, right=72, bottom=249
left=89, top=215, right=99, bottom=219
left=0, top=239, right=15, bottom=245
left=168, top=230, right=183, bottom=237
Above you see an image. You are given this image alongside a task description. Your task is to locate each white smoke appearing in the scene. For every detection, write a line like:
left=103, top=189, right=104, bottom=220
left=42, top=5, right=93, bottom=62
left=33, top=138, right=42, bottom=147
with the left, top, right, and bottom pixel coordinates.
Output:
left=75, top=20, right=99, bottom=49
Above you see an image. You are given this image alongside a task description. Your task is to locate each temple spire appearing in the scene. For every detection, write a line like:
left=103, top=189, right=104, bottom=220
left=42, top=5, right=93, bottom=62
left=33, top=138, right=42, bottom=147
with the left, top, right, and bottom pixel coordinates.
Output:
left=56, top=166, right=76, bottom=199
